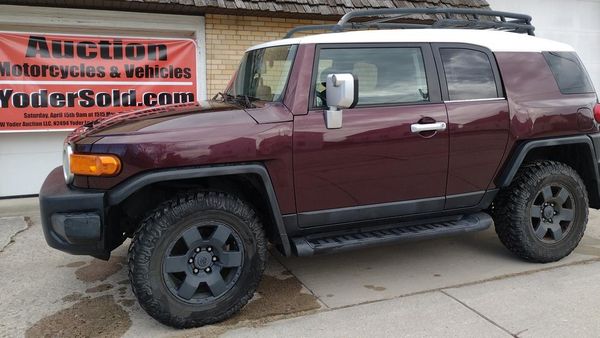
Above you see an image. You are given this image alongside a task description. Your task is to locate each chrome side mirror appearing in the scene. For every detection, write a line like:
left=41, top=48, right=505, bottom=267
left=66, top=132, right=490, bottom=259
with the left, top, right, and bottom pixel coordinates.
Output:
left=325, top=74, right=358, bottom=129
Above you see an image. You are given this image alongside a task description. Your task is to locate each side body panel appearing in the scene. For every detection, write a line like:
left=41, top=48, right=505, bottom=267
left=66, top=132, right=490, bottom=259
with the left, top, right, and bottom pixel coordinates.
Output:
left=493, top=51, right=599, bottom=184
left=293, top=104, right=449, bottom=213
left=445, top=100, right=510, bottom=198
left=430, top=43, right=510, bottom=206
left=87, top=103, right=297, bottom=214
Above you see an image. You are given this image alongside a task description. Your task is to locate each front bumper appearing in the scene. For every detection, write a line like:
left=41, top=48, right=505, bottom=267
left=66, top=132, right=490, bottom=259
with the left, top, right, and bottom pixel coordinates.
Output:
left=39, top=166, right=110, bottom=259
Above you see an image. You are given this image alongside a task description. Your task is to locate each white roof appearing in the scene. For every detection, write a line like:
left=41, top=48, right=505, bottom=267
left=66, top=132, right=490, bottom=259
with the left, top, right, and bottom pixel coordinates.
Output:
left=248, top=29, right=574, bottom=53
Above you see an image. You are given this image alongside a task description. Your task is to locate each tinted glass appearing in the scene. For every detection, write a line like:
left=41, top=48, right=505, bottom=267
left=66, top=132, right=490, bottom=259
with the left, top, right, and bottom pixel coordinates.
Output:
left=440, top=48, right=498, bottom=100
left=230, top=45, right=297, bottom=101
left=315, top=47, right=429, bottom=106
left=543, top=51, right=595, bottom=94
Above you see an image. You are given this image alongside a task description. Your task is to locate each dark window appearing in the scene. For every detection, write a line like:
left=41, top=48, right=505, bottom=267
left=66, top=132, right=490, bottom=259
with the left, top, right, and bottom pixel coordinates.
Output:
left=314, top=47, right=429, bottom=107
left=543, top=51, right=595, bottom=94
left=440, top=48, right=499, bottom=101
left=230, top=45, right=297, bottom=101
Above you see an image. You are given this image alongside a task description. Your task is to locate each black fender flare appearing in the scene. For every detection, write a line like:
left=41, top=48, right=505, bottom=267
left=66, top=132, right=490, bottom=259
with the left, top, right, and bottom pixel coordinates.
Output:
left=106, top=163, right=292, bottom=256
left=495, top=134, right=600, bottom=195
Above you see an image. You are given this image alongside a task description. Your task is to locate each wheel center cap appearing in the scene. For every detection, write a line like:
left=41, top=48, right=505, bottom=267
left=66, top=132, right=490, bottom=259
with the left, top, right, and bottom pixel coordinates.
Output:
left=543, top=206, right=555, bottom=219
left=194, top=252, right=213, bottom=269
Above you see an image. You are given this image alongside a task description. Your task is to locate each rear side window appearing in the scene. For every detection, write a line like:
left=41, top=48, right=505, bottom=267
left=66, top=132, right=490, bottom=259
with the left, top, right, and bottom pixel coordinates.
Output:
left=543, top=52, right=595, bottom=94
left=439, top=48, right=499, bottom=101
left=314, top=47, right=429, bottom=107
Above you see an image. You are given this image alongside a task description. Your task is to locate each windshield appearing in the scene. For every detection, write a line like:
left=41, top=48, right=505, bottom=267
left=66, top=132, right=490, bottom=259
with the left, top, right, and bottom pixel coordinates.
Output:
left=227, top=45, right=298, bottom=102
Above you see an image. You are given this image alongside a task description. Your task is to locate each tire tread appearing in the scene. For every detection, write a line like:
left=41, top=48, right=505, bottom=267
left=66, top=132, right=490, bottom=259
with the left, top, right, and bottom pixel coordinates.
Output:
left=128, top=191, right=266, bottom=328
left=493, top=160, right=588, bottom=263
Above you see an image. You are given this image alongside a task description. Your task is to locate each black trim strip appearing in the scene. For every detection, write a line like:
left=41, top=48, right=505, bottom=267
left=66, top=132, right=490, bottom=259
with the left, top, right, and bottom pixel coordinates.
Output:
left=298, top=196, right=445, bottom=228
left=106, top=163, right=291, bottom=256
left=444, top=190, right=485, bottom=209
left=496, top=135, right=598, bottom=188
left=284, top=190, right=499, bottom=235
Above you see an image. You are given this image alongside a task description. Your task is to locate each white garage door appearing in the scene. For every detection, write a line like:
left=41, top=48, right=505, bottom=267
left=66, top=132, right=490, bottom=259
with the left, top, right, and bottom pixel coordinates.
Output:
left=0, top=5, right=206, bottom=197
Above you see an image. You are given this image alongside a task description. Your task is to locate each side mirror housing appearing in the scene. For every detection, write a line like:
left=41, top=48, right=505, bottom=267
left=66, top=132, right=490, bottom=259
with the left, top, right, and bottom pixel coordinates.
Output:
left=325, top=74, right=358, bottom=129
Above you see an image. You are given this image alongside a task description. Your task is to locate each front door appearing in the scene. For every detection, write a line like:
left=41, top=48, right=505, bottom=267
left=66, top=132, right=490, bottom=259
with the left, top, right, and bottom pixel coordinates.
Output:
left=293, top=44, right=449, bottom=227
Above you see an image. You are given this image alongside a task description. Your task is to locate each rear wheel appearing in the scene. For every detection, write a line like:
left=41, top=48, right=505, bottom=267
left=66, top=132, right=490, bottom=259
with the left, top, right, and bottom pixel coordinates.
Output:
left=493, top=161, right=588, bottom=263
left=128, top=192, right=267, bottom=328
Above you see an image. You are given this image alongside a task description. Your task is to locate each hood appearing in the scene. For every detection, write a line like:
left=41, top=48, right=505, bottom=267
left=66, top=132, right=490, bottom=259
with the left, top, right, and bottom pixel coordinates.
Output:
left=69, top=101, right=250, bottom=141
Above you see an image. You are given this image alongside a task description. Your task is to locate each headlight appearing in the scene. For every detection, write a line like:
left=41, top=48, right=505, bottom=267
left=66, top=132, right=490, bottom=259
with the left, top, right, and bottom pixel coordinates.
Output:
left=69, top=154, right=121, bottom=177
left=63, top=143, right=121, bottom=182
left=63, top=144, right=74, bottom=184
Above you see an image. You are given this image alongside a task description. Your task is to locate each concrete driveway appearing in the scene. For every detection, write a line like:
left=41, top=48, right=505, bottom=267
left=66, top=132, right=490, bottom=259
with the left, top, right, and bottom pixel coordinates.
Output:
left=1, top=197, right=600, bottom=337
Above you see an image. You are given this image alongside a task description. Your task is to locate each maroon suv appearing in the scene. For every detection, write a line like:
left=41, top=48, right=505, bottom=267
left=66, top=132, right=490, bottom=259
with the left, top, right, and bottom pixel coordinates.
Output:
left=39, top=8, right=600, bottom=328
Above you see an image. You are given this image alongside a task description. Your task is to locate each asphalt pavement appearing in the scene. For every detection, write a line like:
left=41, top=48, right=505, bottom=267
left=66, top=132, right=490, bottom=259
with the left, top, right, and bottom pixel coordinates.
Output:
left=1, top=197, right=600, bottom=337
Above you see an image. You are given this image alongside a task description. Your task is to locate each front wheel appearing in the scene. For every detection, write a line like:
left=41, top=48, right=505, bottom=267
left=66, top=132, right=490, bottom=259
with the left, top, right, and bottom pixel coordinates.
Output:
left=493, top=161, right=588, bottom=263
left=128, top=192, right=267, bottom=328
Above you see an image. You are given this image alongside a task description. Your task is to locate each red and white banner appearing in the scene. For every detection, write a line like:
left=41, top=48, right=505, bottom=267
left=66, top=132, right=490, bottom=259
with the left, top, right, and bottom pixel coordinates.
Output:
left=0, top=32, right=197, bottom=131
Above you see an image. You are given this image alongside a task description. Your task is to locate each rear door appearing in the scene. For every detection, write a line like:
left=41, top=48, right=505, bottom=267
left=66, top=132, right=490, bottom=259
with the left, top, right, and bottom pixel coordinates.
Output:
left=432, top=44, right=510, bottom=209
left=293, top=43, right=450, bottom=227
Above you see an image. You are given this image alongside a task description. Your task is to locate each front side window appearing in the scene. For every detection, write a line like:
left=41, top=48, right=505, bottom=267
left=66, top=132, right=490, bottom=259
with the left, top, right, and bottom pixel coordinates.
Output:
left=440, top=48, right=499, bottom=101
left=314, top=47, right=429, bottom=107
left=229, top=45, right=297, bottom=102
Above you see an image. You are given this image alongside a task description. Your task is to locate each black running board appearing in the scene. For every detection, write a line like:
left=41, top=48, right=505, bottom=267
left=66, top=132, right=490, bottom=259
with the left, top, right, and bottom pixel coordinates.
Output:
left=291, top=212, right=493, bottom=256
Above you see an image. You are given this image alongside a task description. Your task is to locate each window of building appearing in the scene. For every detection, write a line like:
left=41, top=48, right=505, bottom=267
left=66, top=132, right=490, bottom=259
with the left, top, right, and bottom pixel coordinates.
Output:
left=439, top=48, right=498, bottom=101
left=543, top=51, right=595, bottom=95
left=314, top=47, right=429, bottom=107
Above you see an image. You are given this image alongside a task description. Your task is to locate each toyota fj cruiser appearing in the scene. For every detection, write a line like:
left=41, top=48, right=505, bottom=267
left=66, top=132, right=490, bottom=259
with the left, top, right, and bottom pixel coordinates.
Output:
left=39, top=8, right=600, bottom=328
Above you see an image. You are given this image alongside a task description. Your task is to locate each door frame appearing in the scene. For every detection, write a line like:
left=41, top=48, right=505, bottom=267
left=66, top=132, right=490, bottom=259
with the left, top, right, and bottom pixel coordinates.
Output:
left=308, top=42, right=443, bottom=110
left=430, top=43, right=505, bottom=102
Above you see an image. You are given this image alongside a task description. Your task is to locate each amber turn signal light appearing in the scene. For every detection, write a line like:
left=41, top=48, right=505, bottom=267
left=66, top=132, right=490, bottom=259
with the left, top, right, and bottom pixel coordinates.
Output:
left=69, top=154, right=121, bottom=177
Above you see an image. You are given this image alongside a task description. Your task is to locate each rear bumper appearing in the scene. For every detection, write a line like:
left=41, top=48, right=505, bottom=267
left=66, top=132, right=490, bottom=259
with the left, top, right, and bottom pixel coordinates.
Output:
left=39, top=166, right=110, bottom=259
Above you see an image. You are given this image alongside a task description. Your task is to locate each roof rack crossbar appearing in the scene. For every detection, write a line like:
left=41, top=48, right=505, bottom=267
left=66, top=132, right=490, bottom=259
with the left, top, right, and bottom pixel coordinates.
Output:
left=284, top=7, right=535, bottom=38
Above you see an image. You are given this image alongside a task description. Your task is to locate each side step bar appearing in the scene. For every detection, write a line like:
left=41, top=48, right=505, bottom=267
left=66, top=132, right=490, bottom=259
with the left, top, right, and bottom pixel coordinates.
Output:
left=291, top=212, right=493, bottom=256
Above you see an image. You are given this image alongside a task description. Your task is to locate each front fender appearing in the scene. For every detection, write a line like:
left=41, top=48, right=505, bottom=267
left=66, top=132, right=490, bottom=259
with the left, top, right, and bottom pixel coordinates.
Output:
left=106, top=163, right=292, bottom=256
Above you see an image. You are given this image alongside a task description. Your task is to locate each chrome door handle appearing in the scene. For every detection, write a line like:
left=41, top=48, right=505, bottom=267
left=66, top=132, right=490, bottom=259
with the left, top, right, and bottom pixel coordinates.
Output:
left=410, top=122, right=447, bottom=133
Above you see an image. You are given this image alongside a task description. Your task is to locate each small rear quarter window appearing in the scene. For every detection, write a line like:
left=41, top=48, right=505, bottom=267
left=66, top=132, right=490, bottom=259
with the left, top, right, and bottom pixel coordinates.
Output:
left=543, top=52, right=595, bottom=94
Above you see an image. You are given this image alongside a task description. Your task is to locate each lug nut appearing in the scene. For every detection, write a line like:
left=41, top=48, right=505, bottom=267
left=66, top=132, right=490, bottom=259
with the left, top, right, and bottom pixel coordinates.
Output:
left=205, top=267, right=211, bottom=273
left=554, top=211, right=558, bottom=215
left=549, top=219, right=553, bottom=223
left=212, top=256, right=218, bottom=262
left=193, top=268, right=199, bottom=274
left=195, top=247, right=201, bottom=253
left=188, top=258, right=194, bottom=264
left=207, top=247, right=213, bottom=252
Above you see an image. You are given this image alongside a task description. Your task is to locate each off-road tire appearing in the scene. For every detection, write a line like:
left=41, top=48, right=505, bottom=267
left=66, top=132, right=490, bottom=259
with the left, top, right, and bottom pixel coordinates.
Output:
left=493, top=161, right=588, bottom=263
left=128, top=191, right=267, bottom=328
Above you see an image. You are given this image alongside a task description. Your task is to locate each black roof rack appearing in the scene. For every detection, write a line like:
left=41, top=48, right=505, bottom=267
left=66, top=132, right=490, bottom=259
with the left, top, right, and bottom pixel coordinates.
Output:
left=284, top=8, right=535, bottom=38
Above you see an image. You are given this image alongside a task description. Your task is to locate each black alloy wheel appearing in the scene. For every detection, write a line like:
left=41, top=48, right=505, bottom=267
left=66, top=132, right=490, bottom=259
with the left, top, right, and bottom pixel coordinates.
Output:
left=129, top=191, right=267, bottom=328
left=163, top=222, right=244, bottom=303
left=529, top=184, right=575, bottom=243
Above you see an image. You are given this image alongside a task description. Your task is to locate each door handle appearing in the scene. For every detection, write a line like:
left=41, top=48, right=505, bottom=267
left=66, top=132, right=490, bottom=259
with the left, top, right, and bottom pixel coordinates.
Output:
left=410, top=122, right=447, bottom=133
